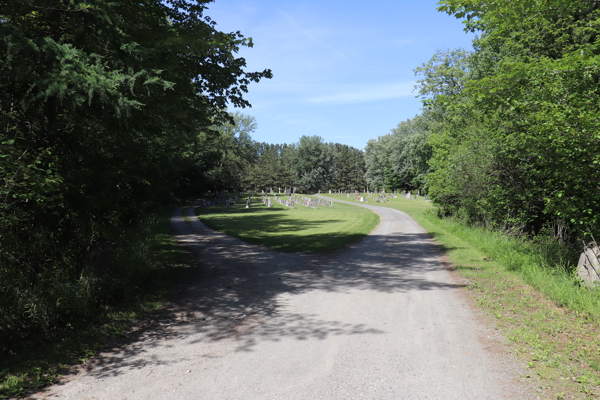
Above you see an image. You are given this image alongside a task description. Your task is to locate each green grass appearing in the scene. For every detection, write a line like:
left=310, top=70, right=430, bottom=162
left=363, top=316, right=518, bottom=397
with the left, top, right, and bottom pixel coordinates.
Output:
left=195, top=194, right=379, bottom=253
left=0, top=207, right=188, bottom=399
left=325, top=193, right=600, bottom=399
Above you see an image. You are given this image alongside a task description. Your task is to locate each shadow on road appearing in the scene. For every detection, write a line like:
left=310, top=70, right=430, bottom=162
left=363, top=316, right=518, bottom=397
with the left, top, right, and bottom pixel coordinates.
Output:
left=45, top=206, right=466, bottom=384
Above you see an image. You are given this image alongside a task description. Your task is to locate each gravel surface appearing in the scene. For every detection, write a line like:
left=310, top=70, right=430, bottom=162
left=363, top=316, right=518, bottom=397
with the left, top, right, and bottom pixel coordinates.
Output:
left=32, top=199, right=537, bottom=400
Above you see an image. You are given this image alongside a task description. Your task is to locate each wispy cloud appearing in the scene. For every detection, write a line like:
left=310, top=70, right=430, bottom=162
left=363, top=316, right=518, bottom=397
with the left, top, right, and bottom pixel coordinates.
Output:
left=306, top=82, right=415, bottom=105
left=278, top=9, right=350, bottom=62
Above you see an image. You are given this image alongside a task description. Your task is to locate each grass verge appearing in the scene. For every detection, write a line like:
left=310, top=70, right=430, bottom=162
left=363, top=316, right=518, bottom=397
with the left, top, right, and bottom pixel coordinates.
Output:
left=324, top=193, right=599, bottom=400
left=195, top=193, right=379, bottom=254
left=0, top=207, right=187, bottom=399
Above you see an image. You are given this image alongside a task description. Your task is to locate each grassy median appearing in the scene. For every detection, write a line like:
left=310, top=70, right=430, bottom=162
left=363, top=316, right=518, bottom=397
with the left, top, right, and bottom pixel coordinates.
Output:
left=195, top=194, right=379, bottom=254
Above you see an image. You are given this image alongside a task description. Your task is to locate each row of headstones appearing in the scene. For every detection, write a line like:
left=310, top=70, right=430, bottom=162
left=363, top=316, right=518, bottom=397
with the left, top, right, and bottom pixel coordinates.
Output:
left=261, top=194, right=334, bottom=209
left=299, top=198, right=316, bottom=208
left=262, top=188, right=297, bottom=195
left=344, top=191, right=430, bottom=202
left=198, top=192, right=245, bottom=208
left=274, top=196, right=296, bottom=209
left=297, top=197, right=318, bottom=209
left=402, top=191, right=430, bottom=202
left=295, top=196, right=333, bottom=208
left=201, top=197, right=223, bottom=207
left=306, top=197, right=332, bottom=207
left=326, top=190, right=354, bottom=194
left=283, top=195, right=311, bottom=209
left=257, top=195, right=333, bottom=209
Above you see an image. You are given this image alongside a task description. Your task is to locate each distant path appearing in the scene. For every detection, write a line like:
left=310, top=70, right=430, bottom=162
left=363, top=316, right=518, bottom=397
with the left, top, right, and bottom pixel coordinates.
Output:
left=35, top=200, right=535, bottom=399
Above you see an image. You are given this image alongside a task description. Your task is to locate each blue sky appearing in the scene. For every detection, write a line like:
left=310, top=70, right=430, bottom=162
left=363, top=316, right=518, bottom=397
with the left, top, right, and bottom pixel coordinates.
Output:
left=204, top=1, right=475, bottom=150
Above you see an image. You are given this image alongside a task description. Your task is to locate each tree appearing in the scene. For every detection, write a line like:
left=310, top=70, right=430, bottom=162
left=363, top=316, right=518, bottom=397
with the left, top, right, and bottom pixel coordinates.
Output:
left=425, top=0, right=600, bottom=239
left=277, top=143, right=297, bottom=191
left=364, top=114, right=433, bottom=193
left=292, top=136, right=335, bottom=193
left=0, top=0, right=271, bottom=341
left=192, top=112, right=257, bottom=193
left=364, top=138, right=386, bottom=192
left=413, top=48, right=471, bottom=107
left=329, top=144, right=365, bottom=192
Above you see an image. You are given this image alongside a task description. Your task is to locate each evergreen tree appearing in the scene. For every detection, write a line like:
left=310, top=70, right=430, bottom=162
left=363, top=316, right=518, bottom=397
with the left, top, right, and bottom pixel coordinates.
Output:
left=0, top=0, right=271, bottom=341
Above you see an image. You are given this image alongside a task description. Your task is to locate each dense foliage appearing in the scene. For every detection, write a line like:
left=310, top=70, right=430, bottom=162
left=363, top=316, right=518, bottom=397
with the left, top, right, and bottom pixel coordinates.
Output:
left=244, top=136, right=366, bottom=194
left=422, top=0, right=599, bottom=242
left=177, top=112, right=258, bottom=196
left=364, top=113, right=433, bottom=193
left=0, top=0, right=272, bottom=346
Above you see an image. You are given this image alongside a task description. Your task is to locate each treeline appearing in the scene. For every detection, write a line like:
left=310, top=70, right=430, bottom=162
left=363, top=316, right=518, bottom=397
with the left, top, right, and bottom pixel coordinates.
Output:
left=180, top=117, right=367, bottom=195
left=366, top=0, right=600, bottom=243
left=246, top=136, right=366, bottom=194
left=364, top=112, right=433, bottom=194
left=1, top=1, right=272, bottom=346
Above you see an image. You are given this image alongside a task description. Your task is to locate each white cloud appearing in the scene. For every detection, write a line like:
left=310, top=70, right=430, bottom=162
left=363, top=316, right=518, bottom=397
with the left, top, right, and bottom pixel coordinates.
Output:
left=306, top=82, right=415, bottom=105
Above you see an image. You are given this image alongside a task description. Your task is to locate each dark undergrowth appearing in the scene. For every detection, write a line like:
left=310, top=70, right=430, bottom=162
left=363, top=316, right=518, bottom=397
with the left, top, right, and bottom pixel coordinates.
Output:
left=0, top=206, right=188, bottom=399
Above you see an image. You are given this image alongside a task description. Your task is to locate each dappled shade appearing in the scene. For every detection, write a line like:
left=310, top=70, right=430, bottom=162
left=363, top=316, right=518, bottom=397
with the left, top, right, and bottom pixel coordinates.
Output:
left=45, top=204, right=466, bottom=385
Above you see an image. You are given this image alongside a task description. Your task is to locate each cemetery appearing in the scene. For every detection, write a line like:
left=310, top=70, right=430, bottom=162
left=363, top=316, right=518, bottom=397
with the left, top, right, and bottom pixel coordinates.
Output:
left=190, top=189, right=438, bottom=255
left=192, top=192, right=377, bottom=253
left=256, top=193, right=334, bottom=210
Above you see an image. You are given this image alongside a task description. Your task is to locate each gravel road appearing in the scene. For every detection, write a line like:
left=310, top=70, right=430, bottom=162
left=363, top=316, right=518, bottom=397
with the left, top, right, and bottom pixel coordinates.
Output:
left=33, top=198, right=536, bottom=400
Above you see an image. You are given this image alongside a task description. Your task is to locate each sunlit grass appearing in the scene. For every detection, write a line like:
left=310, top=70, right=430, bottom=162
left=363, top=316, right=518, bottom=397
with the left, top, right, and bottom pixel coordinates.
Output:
left=195, top=194, right=379, bottom=253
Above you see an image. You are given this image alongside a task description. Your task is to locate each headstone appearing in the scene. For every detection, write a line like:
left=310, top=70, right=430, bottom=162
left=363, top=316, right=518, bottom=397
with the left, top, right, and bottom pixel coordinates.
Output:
left=577, top=245, right=600, bottom=287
